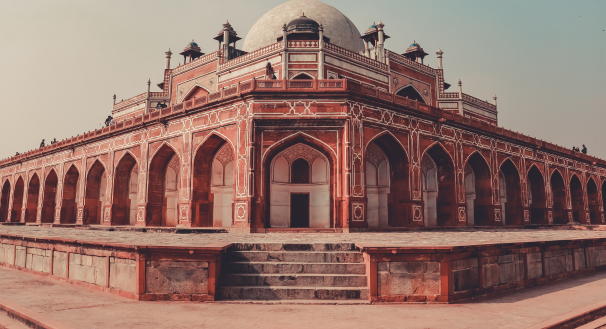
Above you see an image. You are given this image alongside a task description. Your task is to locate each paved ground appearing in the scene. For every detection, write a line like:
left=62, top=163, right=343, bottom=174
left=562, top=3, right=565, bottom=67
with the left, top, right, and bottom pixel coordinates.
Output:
left=2, top=226, right=606, bottom=247
left=0, top=266, right=605, bottom=329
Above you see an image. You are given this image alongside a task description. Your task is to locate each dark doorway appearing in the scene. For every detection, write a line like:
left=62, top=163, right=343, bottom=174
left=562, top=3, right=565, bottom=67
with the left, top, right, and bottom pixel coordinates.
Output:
left=396, top=86, right=426, bottom=104
left=290, top=193, right=309, bottom=228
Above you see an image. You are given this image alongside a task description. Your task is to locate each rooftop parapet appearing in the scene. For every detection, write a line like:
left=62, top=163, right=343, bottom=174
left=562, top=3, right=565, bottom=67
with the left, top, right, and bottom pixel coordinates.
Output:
left=1, top=79, right=604, bottom=172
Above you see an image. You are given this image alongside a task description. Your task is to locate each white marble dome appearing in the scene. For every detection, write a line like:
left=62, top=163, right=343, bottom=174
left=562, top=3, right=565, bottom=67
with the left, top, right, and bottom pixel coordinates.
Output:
left=242, top=0, right=364, bottom=53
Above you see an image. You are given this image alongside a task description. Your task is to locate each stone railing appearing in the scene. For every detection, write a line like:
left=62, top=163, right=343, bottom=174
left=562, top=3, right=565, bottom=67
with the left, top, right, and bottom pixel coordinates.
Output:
left=288, top=40, right=318, bottom=48
left=113, top=93, right=146, bottom=112
left=171, top=51, right=219, bottom=76
left=386, top=50, right=437, bottom=76
left=462, top=93, right=497, bottom=113
left=324, top=43, right=389, bottom=71
left=2, top=78, right=605, bottom=169
left=219, top=42, right=282, bottom=71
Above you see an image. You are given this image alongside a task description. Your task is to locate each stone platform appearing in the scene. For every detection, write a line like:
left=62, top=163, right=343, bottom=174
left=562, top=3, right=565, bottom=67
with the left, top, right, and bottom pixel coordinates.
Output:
left=2, top=225, right=606, bottom=305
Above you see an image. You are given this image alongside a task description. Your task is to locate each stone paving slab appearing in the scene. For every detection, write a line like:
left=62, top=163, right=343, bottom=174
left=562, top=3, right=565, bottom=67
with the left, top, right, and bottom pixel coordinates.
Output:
left=2, top=226, right=606, bottom=247
left=1, top=266, right=606, bottom=328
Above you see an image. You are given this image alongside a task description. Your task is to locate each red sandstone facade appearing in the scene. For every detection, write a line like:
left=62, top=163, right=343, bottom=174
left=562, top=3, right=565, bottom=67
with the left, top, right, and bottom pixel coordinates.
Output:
left=1, top=2, right=605, bottom=232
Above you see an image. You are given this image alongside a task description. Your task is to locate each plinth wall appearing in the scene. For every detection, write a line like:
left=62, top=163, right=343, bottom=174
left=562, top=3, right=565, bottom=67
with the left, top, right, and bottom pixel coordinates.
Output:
left=0, top=234, right=230, bottom=301
left=359, top=239, right=606, bottom=303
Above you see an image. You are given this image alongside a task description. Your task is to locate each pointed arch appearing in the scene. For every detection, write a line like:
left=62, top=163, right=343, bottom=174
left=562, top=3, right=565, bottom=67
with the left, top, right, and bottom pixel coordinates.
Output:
left=365, top=130, right=409, bottom=161
left=192, top=134, right=234, bottom=227
left=395, top=84, right=426, bottom=104
left=500, top=159, right=523, bottom=225
left=25, top=173, right=40, bottom=223
left=527, top=165, right=546, bottom=224
left=84, top=160, right=107, bottom=225
left=60, top=165, right=79, bottom=224
left=265, top=135, right=335, bottom=229
left=422, top=143, right=457, bottom=226
left=113, top=152, right=138, bottom=226
left=41, top=169, right=58, bottom=223
left=551, top=169, right=567, bottom=224
left=569, top=173, right=585, bottom=223
left=366, top=132, right=410, bottom=227
left=291, top=72, right=314, bottom=80
left=587, top=177, right=600, bottom=224
left=464, top=152, right=492, bottom=225
left=420, top=141, right=455, bottom=167
left=147, top=143, right=180, bottom=227
left=10, top=176, right=25, bottom=222
left=0, top=180, right=9, bottom=222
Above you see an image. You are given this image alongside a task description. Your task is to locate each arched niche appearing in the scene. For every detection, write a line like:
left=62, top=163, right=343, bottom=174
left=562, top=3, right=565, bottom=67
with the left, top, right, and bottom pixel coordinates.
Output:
left=423, top=144, right=456, bottom=227
left=11, top=177, right=24, bottom=222
left=113, top=153, right=138, bottom=225
left=269, top=143, right=330, bottom=228
left=500, top=160, right=523, bottom=225
left=527, top=166, right=546, bottom=224
left=61, top=165, right=79, bottom=224
left=192, top=135, right=234, bottom=228
left=551, top=170, right=567, bottom=224
left=464, top=153, right=492, bottom=226
left=0, top=180, right=9, bottom=222
left=570, top=174, right=585, bottom=223
left=41, top=170, right=58, bottom=223
left=147, top=145, right=179, bottom=227
left=395, top=85, right=426, bottom=104
left=26, top=174, right=40, bottom=223
left=184, top=85, right=210, bottom=102
left=421, top=154, right=438, bottom=227
left=587, top=178, right=600, bottom=224
left=84, top=161, right=106, bottom=225
left=0, top=179, right=11, bottom=222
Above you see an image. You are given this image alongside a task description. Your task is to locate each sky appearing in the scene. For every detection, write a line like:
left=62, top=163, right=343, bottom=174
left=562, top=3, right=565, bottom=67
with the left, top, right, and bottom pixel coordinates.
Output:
left=0, top=0, right=604, bottom=160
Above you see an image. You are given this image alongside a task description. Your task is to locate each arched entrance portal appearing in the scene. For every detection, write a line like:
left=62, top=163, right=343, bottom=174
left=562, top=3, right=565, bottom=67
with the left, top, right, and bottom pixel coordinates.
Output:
left=26, top=174, right=40, bottom=223
left=41, top=170, right=58, bottom=223
left=422, top=145, right=456, bottom=227
left=366, top=135, right=409, bottom=228
left=500, top=160, right=523, bottom=225
left=587, top=178, right=600, bottom=224
left=11, top=177, right=24, bottom=222
left=84, top=161, right=107, bottom=225
left=464, top=153, right=492, bottom=226
left=395, top=86, right=426, bottom=103
left=570, top=175, right=585, bottom=223
left=60, top=166, right=79, bottom=224
left=147, top=145, right=179, bottom=227
left=528, top=166, right=546, bottom=224
left=551, top=170, right=567, bottom=224
left=0, top=181, right=10, bottom=222
left=112, top=154, right=138, bottom=225
left=269, top=143, right=331, bottom=228
left=192, top=136, right=234, bottom=227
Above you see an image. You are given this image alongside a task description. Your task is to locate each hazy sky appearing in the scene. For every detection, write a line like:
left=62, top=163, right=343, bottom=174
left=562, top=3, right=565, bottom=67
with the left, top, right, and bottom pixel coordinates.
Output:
left=0, top=0, right=604, bottom=160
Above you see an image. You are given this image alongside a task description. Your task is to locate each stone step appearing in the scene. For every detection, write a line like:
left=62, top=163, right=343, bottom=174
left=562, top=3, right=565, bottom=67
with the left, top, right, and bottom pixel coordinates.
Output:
left=217, top=286, right=369, bottom=300
left=224, top=262, right=366, bottom=275
left=221, top=273, right=368, bottom=287
left=230, top=243, right=357, bottom=252
left=225, top=251, right=364, bottom=263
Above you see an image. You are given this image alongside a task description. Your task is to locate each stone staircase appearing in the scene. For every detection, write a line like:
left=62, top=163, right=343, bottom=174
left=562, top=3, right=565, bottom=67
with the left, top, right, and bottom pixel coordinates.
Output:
left=218, top=243, right=369, bottom=302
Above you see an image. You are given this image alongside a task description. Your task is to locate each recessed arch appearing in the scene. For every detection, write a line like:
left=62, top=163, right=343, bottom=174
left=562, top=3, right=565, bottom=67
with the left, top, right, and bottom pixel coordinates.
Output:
left=500, top=159, right=523, bottom=225
left=365, top=130, right=409, bottom=162
left=84, top=160, right=107, bottom=225
left=551, top=169, right=567, bottom=224
left=263, top=132, right=338, bottom=163
left=291, top=72, right=314, bottom=80
left=527, top=165, right=546, bottom=224
left=423, top=143, right=457, bottom=226
left=112, top=152, right=138, bottom=226
left=25, top=173, right=40, bottom=223
left=420, top=141, right=455, bottom=168
left=147, top=143, right=180, bottom=227
left=0, top=180, right=9, bottom=222
left=395, top=84, right=426, bottom=104
left=41, top=169, right=58, bottom=223
left=587, top=177, right=600, bottom=224
left=192, top=134, right=234, bottom=227
left=570, top=174, right=585, bottom=223
left=183, top=85, right=211, bottom=102
left=60, top=165, right=79, bottom=224
left=11, top=176, right=25, bottom=222
left=464, top=152, right=492, bottom=225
